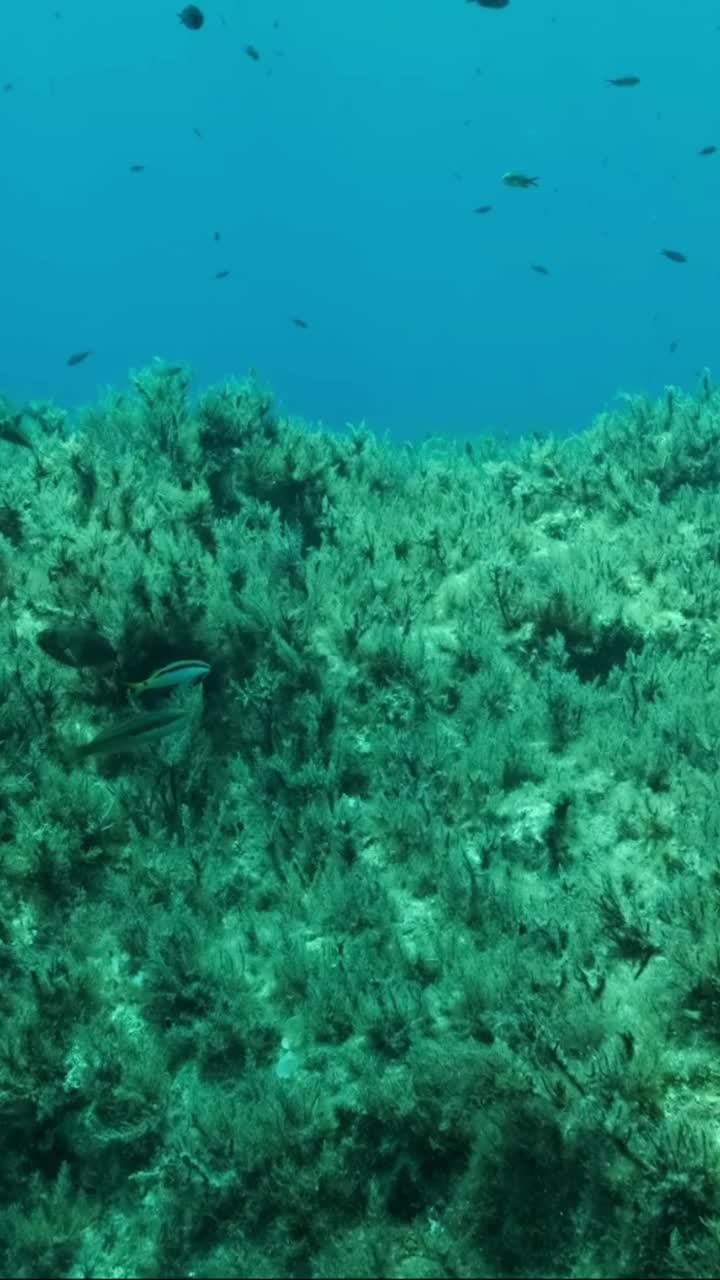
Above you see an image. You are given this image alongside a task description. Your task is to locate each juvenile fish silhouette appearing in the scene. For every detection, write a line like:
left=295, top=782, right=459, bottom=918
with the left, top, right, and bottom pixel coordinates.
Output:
left=502, top=172, right=538, bottom=188
left=178, top=5, right=204, bottom=29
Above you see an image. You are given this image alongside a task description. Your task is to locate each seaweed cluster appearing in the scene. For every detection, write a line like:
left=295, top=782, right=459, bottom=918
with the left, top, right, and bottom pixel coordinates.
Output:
left=2, top=368, right=720, bottom=1276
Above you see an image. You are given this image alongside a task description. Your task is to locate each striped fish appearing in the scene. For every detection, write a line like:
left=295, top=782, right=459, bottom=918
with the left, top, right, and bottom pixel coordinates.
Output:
left=127, top=659, right=211, bottom=694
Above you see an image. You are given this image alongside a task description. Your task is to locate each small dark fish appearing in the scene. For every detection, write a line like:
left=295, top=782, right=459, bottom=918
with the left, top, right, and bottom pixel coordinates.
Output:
left=669, top=339, right=678, bottom=353
left=129, top=164, right=145, bottom=172
left=192, top=127, right=204, bottom=140
left=213, top=230, right=221, bottom=241
left=290, top=316, right=309, bottom=329
left=215, top=269, right=231, bottom=279
left=467, top=0, right=510, bottom=8
left=178, top=4, right=204, bottom=29
left=530, top=263, right=550, bottom=275
left=37, top=624, right=116, bottom=669
left=661, top=249, right=687, bottom=263
left=698, top=145, right=717, bottom=156
left=0, top=413, right=35, bottom=451
left=245, top=45, right=260, bottom=61
left=473, top=204, right=493, bottom=214
left=2, top=83, right=13, bottom=93
left=67, top=349, right=93, bottom=366
left=607, top=75, right=640, bottom=87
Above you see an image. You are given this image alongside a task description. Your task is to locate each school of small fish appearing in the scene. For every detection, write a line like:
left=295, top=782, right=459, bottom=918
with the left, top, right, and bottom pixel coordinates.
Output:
left=2, top=4, right=707, bottom=374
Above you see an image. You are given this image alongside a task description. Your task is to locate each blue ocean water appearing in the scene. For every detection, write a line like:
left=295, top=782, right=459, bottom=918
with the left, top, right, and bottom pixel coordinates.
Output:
left=2, top=0, right=717, bottom=439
